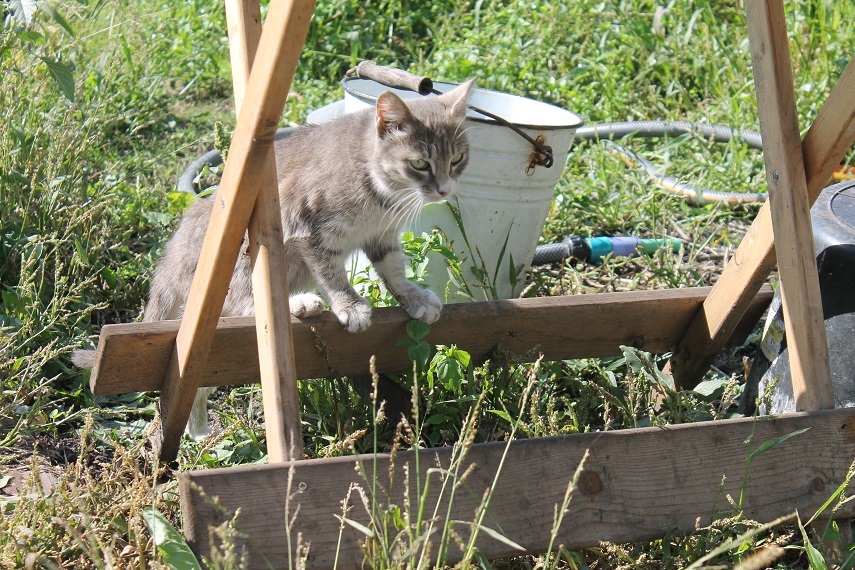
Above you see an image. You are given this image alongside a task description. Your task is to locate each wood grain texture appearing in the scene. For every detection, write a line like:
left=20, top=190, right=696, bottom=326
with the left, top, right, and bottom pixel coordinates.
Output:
left=741, top=0, right=832, bottom=410
left=152, top=0, right=316, bottom=463
left=90, top=287, right=772, bottom=395
left=227, top=0, right=303, bottom=462
left=247, top=167, right=304, bottom=461
left=225, top=0, right=262, bottom=111
left=668, top=38, right=855, bottom=390
left=181, top=408, right=855, bottom=568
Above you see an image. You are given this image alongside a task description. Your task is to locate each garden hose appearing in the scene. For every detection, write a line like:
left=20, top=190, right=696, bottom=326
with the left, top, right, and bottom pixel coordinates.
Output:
left=572, top=121, right=767, bottom=204
left=531, top=235, right=683, bottom=266
left=179, top=121, right=769, bottom=204
left=176, top=120, right=770, bottom=268
left=177, top=128, right=297, bottom=194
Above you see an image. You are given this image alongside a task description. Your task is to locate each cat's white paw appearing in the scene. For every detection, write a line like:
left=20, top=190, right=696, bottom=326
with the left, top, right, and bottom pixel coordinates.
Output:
left=334, top=300, right=373, bottom=332
left=401, top=288, right=442, bottom=324
left=290, top=293, right=325, bottom=318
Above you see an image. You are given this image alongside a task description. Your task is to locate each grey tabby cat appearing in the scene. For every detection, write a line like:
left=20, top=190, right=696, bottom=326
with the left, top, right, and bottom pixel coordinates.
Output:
left=74, top=79, right=475, bottom=439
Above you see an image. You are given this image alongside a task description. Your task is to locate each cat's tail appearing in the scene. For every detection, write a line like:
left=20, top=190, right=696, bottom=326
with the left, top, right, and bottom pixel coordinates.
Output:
left=142, top=286, right=181, bottom=322
left=71, top=349, right=96, bottom=369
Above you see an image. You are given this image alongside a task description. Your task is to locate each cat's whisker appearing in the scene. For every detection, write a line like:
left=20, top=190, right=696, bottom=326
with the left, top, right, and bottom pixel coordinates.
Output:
left=409, top=206, right=423, bottom=236
left=398, top=192, right=426, bottom=232
left=383, top=203, right=410, bottom=234
left=394, top=189, right=421, bottom=213
left=403, top=193, right=428, bottom=231
left=378, top=189, right=416, bottom=225
left=454, top=125, right=475, bottom=143
left=379, top=190, right=421, bottom=236
left=376, top=202, right=399, bottom=230
left=406, top=194, right=427, bottom=232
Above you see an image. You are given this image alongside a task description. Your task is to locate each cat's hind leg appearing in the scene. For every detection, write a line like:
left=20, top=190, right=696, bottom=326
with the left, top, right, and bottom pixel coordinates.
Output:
left=187, top=386, right=217, bottom=441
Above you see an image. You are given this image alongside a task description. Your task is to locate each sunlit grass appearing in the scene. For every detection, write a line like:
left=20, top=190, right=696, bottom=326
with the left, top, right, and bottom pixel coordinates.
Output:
left=2, top=0, right=854, bottom=566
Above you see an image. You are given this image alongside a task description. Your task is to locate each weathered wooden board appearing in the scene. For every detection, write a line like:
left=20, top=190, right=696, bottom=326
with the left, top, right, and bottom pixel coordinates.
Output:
left=152, top=0, right=316, bottom=462
left=226, top=0, right=303, bottom=461
left=181, top=408, right=855, bottom=568
left=90, top=286, right=772, bottom=395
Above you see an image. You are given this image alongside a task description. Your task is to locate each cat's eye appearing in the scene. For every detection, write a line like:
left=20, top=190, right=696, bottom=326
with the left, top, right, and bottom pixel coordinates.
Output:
left=410, top=158, right=430, bottom=171
left=451, top=153, right=465, bottom=166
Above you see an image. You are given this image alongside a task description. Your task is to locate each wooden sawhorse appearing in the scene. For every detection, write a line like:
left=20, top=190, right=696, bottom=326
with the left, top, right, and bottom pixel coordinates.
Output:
left=86, top=0, right=855, bottom=566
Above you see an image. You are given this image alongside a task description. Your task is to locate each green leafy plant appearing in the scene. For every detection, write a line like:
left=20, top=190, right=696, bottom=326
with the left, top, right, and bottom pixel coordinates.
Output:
left=3, top=0, right=77, bottom=101
left=442, top=200, right=525, bottom=302
left=396, top=319, right=432, bottom=372
left=142, top=507, right=203, bottom=570
left=3, top=0, right=855, bottom=567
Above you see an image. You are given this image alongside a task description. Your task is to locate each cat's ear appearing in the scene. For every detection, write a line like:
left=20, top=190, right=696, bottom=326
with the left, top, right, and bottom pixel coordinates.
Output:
left=442, top=79, right=475, bottom=121
left=376, top=91, right=412, bottom=137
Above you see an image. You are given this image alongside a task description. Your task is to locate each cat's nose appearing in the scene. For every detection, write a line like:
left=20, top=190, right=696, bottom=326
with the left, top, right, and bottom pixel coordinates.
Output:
left=437, top=181, right=455, bottom=197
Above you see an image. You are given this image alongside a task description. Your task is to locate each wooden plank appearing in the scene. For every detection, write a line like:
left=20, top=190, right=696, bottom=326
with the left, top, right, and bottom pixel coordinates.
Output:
left=225, top=0, right=262, bottom=112
left=152, top=0, right=315, bottom=463
left=739, top=0, right=832, bottom=410
left=181, top=408, right=855, bottom=568
left=90, top=286, right=772, bottom=395
left=226, top=0, right=303, bottom=462
left=247, top=171, right=304, bottom=461
left=668, top=37, right=855, bottom=390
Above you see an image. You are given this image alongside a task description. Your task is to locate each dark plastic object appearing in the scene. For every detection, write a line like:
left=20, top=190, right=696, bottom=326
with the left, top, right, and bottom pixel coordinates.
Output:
left=743, top=180, right=855, bottom=413
left=530, top=237, right=590, bottom=265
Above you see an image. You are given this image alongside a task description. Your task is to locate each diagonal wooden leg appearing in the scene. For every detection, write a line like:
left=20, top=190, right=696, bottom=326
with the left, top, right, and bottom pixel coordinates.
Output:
left=671, top=0, right=836, bottom=409
left=668, top=55, right=855, bottom=392
left=152, top=0, right=315, bottom=464
left=226, top=0, right=304, bottom=462
left=743, top=0, right=832, bottom=410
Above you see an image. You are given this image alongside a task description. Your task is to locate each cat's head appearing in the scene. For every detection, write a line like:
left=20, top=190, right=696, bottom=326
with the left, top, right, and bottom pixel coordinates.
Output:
left=371, top=79, right=475, bottom=204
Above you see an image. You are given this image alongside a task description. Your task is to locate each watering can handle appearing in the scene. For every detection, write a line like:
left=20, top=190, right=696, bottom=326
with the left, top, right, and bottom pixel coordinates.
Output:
left=346, top=61, right=434, bottom=96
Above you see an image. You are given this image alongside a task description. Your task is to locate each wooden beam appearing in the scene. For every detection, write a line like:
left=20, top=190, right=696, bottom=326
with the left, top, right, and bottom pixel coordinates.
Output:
left=742, top=0, right=832, bottom=409
left=225, top=0, right=262, bottom=112
left=90, top=286, right=772, bottom=395
left=151, top=0, right=315, bottom=463
left=226, top=0, right=303, bottom=462
left=181, top=408, right=855, bottom=568
left=668, top=45, right=855, bottom=390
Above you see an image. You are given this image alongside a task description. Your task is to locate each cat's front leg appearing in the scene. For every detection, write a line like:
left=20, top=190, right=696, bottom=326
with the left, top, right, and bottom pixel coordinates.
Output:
left=367, top=240, right=442, bottom=324
left=328, top=290, right=372, bottom=332
left=290, top=292, right=325, bottom=318
left=300, top=246, right=373, bottom=332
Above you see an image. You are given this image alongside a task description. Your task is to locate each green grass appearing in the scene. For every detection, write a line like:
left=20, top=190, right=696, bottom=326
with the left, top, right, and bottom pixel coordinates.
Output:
left=2, top=0, right=855, bottom=567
